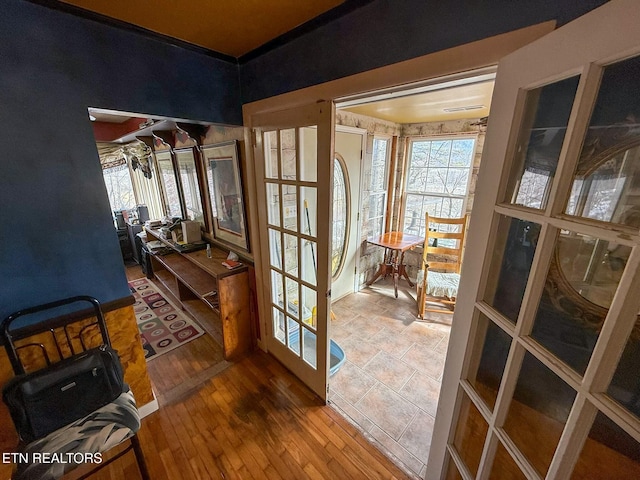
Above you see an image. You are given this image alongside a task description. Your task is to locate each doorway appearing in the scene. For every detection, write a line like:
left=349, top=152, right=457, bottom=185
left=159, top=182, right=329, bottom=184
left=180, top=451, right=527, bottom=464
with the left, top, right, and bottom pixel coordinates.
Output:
left=327, top=72, right=494, bottom=477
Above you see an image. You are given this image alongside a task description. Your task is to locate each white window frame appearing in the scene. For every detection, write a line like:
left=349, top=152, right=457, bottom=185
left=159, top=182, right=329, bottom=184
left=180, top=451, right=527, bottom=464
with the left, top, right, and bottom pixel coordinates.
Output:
left=402, top=134, right=477, bottom=237
left=368, top=135, right=392, bottom=237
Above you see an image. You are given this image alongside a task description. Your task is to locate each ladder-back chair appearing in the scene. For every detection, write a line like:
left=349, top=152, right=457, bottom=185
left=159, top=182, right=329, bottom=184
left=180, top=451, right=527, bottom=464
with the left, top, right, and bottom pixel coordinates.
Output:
left=417, top=214, right=468, bottom=317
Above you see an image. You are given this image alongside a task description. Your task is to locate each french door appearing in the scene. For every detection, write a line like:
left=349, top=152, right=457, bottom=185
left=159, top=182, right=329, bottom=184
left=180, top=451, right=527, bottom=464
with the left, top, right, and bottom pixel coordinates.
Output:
left=429, top=1, right=640, bottom=478
left=252, top=101, right=334, bottom=400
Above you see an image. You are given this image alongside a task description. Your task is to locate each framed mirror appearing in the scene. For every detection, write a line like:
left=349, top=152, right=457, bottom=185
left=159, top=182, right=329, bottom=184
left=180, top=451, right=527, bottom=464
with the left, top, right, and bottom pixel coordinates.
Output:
left=154, top=150, right=183, bottom=218
left=175, top=147, right=205, bottom=227
left=202, top=140, right=249, bottom=251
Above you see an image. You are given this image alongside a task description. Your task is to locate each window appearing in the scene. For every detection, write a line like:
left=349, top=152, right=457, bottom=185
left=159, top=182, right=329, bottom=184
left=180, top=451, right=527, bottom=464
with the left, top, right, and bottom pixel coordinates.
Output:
left=403, top=136, right=475, bottom=236
left=332, top=155, right=350, bottom=277
left=102, top=163, right=136, bottom=212
left=369, top=136, right=391, bottom=237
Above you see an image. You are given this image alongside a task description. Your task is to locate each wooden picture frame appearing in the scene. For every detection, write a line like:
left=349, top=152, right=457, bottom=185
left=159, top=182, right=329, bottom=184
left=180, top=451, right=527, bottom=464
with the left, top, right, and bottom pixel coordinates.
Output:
left=202, top=140, right=249, bottom=252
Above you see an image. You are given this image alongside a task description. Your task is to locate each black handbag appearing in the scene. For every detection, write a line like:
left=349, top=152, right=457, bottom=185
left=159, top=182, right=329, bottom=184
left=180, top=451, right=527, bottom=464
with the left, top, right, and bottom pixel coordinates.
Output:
left=1, top=296, right=126, bottom=444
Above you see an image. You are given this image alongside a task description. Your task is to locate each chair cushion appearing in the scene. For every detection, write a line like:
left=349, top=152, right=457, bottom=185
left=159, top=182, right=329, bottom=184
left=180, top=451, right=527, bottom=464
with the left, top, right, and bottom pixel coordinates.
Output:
left=425, top=271, right=460, bottom=299
left=13, top=389, right=140, bottom=480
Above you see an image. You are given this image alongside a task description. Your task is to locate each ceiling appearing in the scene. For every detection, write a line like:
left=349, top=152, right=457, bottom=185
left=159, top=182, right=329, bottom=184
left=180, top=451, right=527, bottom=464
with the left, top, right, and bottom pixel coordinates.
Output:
left=340, top=80, right=494, bottom=124
left=60, top=0, right=346, bottom=58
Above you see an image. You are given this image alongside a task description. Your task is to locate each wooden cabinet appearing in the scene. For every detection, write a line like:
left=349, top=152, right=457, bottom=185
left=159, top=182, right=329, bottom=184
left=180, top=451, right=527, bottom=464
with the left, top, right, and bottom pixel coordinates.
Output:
left=144, top=228, right=253, bottom=360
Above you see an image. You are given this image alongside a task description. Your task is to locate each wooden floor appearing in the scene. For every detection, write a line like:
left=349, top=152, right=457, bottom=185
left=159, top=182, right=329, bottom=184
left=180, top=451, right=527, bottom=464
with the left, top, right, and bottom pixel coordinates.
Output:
left=115, top=264, right=413, bottom=479
left=87, top=350, right=413, bottom=480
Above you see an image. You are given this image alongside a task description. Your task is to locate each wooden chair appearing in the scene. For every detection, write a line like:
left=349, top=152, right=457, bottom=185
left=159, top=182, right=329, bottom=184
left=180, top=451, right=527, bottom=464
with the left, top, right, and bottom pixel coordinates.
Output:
left=417, top=214, right=468, bottom=317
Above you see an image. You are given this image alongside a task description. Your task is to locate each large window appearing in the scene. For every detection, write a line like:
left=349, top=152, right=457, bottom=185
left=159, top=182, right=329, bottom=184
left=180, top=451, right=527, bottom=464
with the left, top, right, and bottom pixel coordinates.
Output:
left=403, top=136, right=476, bottom=236
left=102, top=163, right=136, bottom=212
left=368, top=136, right=391, bottom=237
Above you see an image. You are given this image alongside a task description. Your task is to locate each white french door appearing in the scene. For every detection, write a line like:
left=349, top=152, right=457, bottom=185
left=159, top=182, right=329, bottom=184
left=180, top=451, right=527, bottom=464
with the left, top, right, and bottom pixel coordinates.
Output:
left=429, top=1, right=640, bottom=479
left=252, top=101, right=334, bottom=401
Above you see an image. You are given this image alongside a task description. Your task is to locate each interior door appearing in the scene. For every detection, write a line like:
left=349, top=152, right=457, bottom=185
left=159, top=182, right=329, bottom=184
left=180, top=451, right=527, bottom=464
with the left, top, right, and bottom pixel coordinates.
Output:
left=252, top=101, right=334, bottom=400
left=429, top=1, right=640, bottom=478
left=331, top=128, right=364, bottom=301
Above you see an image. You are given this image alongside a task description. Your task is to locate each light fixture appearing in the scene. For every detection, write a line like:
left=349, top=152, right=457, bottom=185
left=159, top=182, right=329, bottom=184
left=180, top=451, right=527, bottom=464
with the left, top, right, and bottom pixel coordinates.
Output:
left=443, top=105, right=485, bottom=113
left=89, top=114, right=97, bottom=121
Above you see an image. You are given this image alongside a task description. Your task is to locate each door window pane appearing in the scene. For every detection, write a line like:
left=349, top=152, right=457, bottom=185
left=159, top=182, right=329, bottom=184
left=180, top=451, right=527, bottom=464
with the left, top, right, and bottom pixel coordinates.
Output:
left=566, top=55, right=640, bottom=227
left=264, top=130, right=279, bottom=179
left=608, top=320, right=640, bottom=419
left=505, top=76, right=580, bottom=209
left=285, top=277, right=299, bottom=320
left=571, top=411, right=640, bottom=479
left=283, top=233, right=298, bottom=277
left=266, top=182, right=281, bottom=227
left=530, top=232, right=624, bottom=375
left=302, top=328, right=318, bottom=369
left=467, top=312, right=512, bottom=410
left=280, top=129, right=297, bottom=180
left=503, top=351, right=577, bottom=477
left=483, top=216, right=541, bottom=323
left=282, top=184, right=298, bottom=232
left=452, top=391, right=489, bottom=477
left=300, top=186, right=317, bottom=237
left=268, top=228, right=282, bottom=269
left=271, top=269, right=283, bottom=306
left=273, top=307, right=285, bottom=344
left=489, top=441, right=527, bottom=480
left=299, top=127, right=317, bottom=183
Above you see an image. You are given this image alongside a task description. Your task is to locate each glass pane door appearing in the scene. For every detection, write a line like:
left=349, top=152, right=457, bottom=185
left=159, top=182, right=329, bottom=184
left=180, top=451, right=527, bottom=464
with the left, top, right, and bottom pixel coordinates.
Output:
left=430, top=3, right=640, bottom=479
left=252, top=102, right=334, bottom=400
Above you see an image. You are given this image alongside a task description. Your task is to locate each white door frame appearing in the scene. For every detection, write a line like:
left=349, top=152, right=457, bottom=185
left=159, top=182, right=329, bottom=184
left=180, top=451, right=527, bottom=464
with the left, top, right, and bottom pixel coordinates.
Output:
left=242, top=23, right=554, bottom=354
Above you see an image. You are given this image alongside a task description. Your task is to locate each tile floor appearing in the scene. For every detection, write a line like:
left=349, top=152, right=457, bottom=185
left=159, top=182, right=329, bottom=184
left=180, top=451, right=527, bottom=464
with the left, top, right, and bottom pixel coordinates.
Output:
left=329, top=277, right=452, bottom=479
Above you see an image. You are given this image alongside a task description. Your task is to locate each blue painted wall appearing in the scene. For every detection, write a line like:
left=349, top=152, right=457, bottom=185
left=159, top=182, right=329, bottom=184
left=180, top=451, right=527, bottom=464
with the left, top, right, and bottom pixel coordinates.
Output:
left=239, top=0, right=607, bottom=103
left=0, top=0, right=241, bottom=323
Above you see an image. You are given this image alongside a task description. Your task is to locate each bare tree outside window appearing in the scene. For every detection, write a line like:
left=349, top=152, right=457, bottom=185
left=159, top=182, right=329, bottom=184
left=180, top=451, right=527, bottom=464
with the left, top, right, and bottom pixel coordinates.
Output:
left=404, top=137, right=476, bottom=238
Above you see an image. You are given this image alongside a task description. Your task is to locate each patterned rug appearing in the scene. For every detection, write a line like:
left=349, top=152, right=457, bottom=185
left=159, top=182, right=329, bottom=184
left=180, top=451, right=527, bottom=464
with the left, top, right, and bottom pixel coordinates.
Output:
left=129, top=277, right=205, bottom=360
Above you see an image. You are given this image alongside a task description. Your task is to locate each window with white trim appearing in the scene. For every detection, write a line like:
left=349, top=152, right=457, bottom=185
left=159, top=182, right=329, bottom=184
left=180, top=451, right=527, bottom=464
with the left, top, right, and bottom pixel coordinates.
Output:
left=368, top=136, right=391, bottom=237
left=403, top=136, right=476, bottom=237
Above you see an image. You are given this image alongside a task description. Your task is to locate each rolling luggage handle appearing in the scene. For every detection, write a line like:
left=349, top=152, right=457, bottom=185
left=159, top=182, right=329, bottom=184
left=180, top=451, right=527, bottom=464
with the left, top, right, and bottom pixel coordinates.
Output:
left=2, top=295, right=111, bottom=376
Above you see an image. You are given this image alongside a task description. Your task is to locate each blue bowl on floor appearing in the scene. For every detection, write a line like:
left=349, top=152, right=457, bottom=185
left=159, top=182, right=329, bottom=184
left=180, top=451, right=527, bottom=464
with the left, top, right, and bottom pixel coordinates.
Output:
left=288, top=328, right=346, bottom=376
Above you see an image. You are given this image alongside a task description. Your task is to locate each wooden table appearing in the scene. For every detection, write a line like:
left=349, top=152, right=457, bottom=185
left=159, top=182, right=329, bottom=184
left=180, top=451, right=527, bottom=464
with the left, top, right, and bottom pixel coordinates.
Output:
left=366, top=232, right=424, bottom=298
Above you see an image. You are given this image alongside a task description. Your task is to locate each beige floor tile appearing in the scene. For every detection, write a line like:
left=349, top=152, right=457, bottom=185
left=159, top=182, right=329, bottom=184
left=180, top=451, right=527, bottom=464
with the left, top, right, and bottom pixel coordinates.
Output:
left=402, top=321, right=446, bottom=348
left=401, top=344, right=446, bottom=381
left=368, top=328, right=416, bottom=358
left=339, top=338, right=381, bottom=368
left=364, top=350, right=416, bottom=391
left=344, top=314, right=387, bottom=339
left=328, top=391, right=375, bottom=433
left=356, top=383, right=418, bottom=440
left=399, top=410, right=435, bottom=464
left=330, top=360, right=376, bottom=404
left=399, top=372, right=441, bottom=417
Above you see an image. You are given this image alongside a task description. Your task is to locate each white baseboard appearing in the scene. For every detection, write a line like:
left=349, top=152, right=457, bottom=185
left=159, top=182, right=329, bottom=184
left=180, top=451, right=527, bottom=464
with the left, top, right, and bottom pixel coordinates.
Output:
left=138, top=390, right=159, bottom=418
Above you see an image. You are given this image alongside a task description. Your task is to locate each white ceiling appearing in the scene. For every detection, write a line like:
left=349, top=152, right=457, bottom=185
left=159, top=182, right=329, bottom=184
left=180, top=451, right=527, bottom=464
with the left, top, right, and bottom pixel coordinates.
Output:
left=340, top=80, right=494, bottom=124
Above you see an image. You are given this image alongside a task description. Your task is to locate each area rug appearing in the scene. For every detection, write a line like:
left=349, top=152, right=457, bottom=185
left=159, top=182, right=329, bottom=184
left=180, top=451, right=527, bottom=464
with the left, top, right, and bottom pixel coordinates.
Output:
left=128, top=277, right=205, bottom=360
